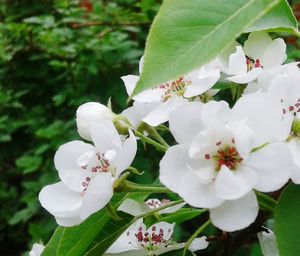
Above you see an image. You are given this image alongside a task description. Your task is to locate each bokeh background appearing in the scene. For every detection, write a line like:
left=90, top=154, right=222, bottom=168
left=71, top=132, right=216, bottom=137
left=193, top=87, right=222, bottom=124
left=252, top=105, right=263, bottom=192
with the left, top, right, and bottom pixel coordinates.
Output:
left=1, top=0, right=300, bottom=255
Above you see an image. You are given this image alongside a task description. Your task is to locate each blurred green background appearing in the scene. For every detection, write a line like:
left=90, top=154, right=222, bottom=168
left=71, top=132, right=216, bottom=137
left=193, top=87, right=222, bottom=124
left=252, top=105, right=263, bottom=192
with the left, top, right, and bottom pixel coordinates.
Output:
left=1, top=0, right=300, bottom=255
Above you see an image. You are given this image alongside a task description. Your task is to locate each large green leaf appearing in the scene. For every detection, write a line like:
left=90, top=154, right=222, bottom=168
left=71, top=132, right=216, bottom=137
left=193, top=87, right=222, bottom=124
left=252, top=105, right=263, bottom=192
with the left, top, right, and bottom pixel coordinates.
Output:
left=274, top=184, right=300, bottom=256
left=133, top=0, right=287, bottom=95
left=245, top=0, right=298, bottom=33
left=42, top=193, right=128, bottom=256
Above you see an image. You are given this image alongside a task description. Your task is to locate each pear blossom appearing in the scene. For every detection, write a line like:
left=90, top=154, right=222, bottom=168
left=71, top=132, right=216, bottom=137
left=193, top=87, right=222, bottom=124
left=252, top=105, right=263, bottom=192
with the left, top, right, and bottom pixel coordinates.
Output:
left=118, top=198, right=185, bottom=216
left=29, top=243, right=44, bottom=256
left=76, top=102, right=113, bottom=141
left=39, top=120, right=137, bottom=226
left=257, top=228, right=279, bottom=256
left=160, top=98, right=295, bottom=231
left=105, top=219, right=208, bottom=256
left=121, top=57, right=220, bottom=126
left=218, top=31, right=286, bottom=84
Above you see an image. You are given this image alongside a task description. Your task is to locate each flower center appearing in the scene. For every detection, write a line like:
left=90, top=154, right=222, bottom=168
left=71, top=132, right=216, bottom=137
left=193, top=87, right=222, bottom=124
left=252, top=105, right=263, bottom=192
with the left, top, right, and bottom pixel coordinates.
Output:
left=159, top=77, right=191, bottom=101
left=145, top=198, right=170, bottom=209
left=204, top=140, right=243, bottom=171
left=246, top=56, right=263, bottom=72
left=77, top=151, right=115, bottom=194
left=282, top=98, right=300, bottom=116
left=127, top=225, right=172, bottom=252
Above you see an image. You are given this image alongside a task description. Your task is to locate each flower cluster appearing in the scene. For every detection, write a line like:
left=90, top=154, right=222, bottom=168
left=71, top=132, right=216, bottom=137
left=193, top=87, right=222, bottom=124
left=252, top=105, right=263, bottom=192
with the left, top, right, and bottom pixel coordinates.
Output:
left=37, top=31, right=300, bottom=254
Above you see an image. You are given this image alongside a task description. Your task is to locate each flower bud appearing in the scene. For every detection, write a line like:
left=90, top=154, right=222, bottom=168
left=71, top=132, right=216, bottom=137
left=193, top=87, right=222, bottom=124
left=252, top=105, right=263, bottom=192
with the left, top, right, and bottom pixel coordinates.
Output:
left=76, top=102, right=113, bottom=140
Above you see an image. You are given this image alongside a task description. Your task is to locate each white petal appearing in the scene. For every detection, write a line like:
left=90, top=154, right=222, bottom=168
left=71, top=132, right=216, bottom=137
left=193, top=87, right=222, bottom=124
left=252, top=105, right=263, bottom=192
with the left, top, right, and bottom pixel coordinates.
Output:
left=117, top=199, right=146, bottom=216
left=189, top=237, right=209, bottom=251
left=179, top=171, right=224, bottom=208
left=80, top=173, right=114, bottom=220
left=39, top=182, right=82, bottom=218
left=159, top=145, right=191, bottom=192
left=121, top=75, right=139, bottom=96
left=133, top=88, right=164, bottom=103
left=184, top=67, right=220, bottom=97
left=215, top=165, right=257, bottom=200
left=244, top=32, right=272, bottom=60
left=257, top=229, right=279, bottom=256
left=76, top=102, right=113, bottom=141
left=227, top=46, right=247, bottom=75
left=233, top=92, right=291, bottom=147
left=247, top=143, right=293, bottom=192
left=261, top=38, right=286, bottom=69
left=29, top=243, right=45, bottom=256
left=55, top=215, right=82, bottom=227
left=210, top=191, right=258, bottom=232
left=159, top=202, right=186, bottom=214
left=143, top=96, right=187, bottom=126
left=90, top=120, right=122, bottom=153
left=286, top=140, right=300, bottom=184
left=169, top=102, right=204, bottom=144
left=226, top=67, right=262, bottom=84
left=121, top=101, right=156, bottom=129
left=147, top=222, right=175, bottom=241
left=115, top=130, right=137, bottom=177
left=54, top=141, right=96, bottom=192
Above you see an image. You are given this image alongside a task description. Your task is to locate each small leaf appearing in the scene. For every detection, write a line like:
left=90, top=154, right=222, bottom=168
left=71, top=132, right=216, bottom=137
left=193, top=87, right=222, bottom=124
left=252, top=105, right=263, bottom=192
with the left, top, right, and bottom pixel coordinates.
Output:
left=16, top=155, right=43, bottom=174
left=133, top=0, right=285, bottom=96
left=274, top=184, right=300, bottom=256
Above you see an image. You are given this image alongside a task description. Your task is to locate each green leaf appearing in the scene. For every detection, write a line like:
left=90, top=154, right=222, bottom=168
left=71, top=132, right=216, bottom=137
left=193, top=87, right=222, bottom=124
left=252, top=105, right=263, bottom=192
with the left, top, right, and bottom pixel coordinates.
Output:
left=133, top=0, right=283, bottom=96
left=244, top=0, right=298, bottom=34
left=16, top=155, right=43, bottom=174
left=42, top=194, right=128, bottom=256
left=274, top=184, right=300, bottom=256
left=84, top=213, right=134, bottom=256
left=42, top=227, right=65, bottom=256
left=158, top=208, right=206, bottom=225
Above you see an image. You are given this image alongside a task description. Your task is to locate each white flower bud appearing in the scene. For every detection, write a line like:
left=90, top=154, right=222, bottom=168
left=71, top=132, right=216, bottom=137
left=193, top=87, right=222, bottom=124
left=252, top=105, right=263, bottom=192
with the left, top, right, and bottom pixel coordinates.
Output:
left=29, top=243, right=44, bottom=256
left=76, top=102, right=113, bottom=140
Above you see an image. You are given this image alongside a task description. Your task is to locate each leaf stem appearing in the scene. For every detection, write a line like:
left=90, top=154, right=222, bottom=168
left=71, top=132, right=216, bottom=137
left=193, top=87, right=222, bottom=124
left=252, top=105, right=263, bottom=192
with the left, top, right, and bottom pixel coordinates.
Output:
left=183, top=219, right=211, bottom=256
left=134, top=130, right=168, bottom=152
left=106, top=202, right=122, bottom=221
left=147, top=126, right=170, bottom=147
left=256, top=191, right=276, bottom=214
left=116, top=180, right=172, bottom=194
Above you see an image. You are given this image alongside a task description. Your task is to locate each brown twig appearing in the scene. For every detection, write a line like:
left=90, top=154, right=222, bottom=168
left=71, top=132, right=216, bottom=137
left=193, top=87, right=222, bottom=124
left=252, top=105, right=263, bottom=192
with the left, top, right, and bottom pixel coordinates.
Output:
left=70, top=21, right=151, bottom=29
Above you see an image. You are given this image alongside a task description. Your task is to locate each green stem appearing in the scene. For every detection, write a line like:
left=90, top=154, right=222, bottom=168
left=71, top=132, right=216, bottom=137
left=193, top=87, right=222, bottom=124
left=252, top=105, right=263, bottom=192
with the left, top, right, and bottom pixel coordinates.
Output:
left=147, top=126, right=170, bottom=147
left=183, top=219, right=211, bottom=256
left=256, top=191, right=276, bottom=214
left=106, top=202, right=122, bottom=221
left=134, top=130, right=168, bottom=152
left=116, top=180, right=172, bottom=193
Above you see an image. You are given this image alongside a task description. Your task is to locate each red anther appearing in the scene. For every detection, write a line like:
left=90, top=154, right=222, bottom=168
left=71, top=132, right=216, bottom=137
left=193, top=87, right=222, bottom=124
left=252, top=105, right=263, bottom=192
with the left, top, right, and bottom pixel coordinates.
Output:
left=232, top=138, right=235, bottom=144
left=86, top=177, right=91, bottom=182
left=216, top=141, right=222, bottom=146
left=289, top=106, right=295, bottom=111
left=82, top=181, right=88, bottom=187
left=152, top=226, right=156, bottom=231
left=246, top=58, right=251, bottom=65
left=295, top=103, right=300, bottom=108
left=283, top=108, right=286, bottom=114
left=254, top=59, right=262, bottom=68
left=92, top=167, right=97, bottom=172
left=205, top=154, right=210, bottom=160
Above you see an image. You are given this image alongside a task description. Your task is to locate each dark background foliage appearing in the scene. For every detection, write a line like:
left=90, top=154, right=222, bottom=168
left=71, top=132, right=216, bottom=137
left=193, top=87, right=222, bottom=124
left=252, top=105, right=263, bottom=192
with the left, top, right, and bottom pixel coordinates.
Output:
left=0, top=0, right=300, bottom=255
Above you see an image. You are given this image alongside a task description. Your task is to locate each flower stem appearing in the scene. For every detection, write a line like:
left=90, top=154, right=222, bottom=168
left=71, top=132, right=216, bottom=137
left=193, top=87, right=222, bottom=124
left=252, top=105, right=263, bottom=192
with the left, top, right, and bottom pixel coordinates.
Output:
left=183, top=219, right=211, bottom=256
left=256, top=191, right=276, bottom=214
left=147, top=126, right=170, bottom=147
left=106, top=202, right=122, bottom=221
left=116, top=180, right=172, bottom=194
left=134, top=130, right=168, bottom=152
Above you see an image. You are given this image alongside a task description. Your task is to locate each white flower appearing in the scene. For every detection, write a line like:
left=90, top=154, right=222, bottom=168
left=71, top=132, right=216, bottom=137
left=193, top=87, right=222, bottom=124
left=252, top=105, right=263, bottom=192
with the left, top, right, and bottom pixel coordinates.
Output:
left=118, top=198, right=185, bottom=216
left=218, top=32, right=286, bottom=84
left=29, top=243, right=44, bottom=256
left=39, top=121, right=137, bottom=226
left=121, top=57, right=220, bottom=126
left=105, top=219, right=208, bottom=255
left=76, top=102, right=113, bottom=141
left=257, top=228, right=279, bottom=256
left=160, top=98, right=294, bottom=231
left=265, top=67, right=300, bottom=183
